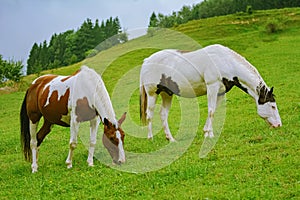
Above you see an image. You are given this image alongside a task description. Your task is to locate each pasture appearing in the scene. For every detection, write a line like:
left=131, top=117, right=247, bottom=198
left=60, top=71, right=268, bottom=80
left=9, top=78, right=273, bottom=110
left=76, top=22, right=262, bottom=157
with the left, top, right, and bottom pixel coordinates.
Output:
left=0, top=8, right=299, bottom=199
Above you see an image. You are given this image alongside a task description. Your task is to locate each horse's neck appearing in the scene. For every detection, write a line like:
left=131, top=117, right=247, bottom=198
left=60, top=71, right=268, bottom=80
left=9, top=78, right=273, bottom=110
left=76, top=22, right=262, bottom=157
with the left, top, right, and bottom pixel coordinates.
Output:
left=228, top=51, right=265, bottom=100
left=94, top=77, right=117, bottom=124
left=84, top=68, right=117, bottom=125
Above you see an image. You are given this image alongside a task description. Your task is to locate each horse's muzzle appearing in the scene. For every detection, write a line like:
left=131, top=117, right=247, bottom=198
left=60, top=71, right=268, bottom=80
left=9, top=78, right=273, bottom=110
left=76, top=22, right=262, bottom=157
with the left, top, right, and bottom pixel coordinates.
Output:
left=272, top=123, right=282, bottom=128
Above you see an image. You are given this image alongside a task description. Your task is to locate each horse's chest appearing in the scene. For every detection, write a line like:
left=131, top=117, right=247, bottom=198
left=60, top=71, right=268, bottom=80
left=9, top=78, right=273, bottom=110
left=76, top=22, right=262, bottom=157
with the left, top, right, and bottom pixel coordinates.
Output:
left=73, top=96, right=97, bottom=123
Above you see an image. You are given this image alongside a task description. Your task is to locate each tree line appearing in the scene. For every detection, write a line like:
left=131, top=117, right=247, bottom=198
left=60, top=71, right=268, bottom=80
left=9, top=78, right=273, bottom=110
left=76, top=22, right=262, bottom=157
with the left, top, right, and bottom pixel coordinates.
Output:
left=149, top=0, right=300, bottom=28
left=0, top=55, right=23, bottom=83
left=27, top=17, right=127, bottom=75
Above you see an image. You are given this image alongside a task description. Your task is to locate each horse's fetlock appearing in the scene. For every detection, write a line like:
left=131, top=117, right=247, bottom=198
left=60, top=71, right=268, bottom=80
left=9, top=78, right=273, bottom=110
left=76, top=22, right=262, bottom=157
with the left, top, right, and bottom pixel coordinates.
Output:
left=70, top=142, right=77, bottom=149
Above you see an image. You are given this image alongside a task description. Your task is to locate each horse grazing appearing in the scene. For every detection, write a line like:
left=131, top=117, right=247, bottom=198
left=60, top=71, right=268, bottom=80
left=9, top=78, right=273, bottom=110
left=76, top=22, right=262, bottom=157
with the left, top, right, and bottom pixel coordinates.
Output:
left=140, top=44, right=282, bottom=141
left=20, top=66, right=126, bottom=173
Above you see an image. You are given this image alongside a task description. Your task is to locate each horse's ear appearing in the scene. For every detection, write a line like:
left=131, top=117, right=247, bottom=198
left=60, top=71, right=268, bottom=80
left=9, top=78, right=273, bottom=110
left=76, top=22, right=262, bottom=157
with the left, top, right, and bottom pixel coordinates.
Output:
left=270, top=87, right=274, bottom=94
left=118, top=112, right=127, bottom=126
left=104, top=118, right=109, bottom=126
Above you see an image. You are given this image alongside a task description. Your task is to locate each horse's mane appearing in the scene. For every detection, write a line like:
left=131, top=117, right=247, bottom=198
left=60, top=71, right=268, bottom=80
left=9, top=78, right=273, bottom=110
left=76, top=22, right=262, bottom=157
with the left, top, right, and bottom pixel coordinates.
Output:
left=80, top=66, right=117, bottom=126
left=222, top=45, right=267, bottom=90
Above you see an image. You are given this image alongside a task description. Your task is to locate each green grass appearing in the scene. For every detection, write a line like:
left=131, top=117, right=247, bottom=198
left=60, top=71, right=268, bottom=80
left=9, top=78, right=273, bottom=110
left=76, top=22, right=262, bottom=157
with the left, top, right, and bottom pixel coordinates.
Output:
left=0, top=8, right=299, bottom=199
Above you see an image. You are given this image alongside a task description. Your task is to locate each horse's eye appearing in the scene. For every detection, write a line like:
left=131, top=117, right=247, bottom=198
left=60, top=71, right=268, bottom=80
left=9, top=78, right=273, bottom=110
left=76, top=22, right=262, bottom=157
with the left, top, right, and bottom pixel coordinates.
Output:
left=271, top=106, right=276, bottom=110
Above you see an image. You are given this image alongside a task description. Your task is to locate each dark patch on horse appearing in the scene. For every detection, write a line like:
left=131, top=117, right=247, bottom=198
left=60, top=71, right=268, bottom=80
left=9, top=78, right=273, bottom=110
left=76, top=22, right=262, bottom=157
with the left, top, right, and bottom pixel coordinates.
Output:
left=61, top=76, right=72, bottom=82
left=75, top=97, right=98, bottom=122
left=156, top=74, right=180, bottom=96
left=257, top=85, right=275, bottom=105
left=61, top=69, right=81, bottom=82
left=32, top=75, right=58, bottom=87
left=37, top=119, right=52, bottom=147
left=222, top=77, right=248, bottom=94
left=42, top=87, right=70, bottom=127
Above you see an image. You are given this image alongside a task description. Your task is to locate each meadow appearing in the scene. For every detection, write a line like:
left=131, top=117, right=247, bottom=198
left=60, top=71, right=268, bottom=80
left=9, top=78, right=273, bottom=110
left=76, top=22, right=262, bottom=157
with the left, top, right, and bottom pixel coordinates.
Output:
left=0, top=8, right=299, bottom=199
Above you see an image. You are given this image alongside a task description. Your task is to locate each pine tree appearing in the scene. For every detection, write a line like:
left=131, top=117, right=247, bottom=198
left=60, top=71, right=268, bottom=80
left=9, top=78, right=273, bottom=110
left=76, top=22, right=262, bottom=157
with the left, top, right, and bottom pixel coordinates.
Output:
left=149, top=12, right=158, bottom=27
left=27, top=43, right=40, bottom=74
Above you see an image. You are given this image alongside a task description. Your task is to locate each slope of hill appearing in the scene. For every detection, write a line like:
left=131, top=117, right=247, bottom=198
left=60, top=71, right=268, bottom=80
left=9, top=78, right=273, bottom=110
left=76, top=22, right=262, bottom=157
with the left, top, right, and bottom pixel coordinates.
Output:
left=0, top=8, right=299, bottom=199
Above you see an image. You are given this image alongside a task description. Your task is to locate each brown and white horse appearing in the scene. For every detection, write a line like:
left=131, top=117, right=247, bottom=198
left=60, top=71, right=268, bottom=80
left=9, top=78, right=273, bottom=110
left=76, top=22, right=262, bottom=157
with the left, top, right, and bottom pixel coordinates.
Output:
left=140, top=44, right=282, bottom=141
left=20, top=66, right=126, bottom=173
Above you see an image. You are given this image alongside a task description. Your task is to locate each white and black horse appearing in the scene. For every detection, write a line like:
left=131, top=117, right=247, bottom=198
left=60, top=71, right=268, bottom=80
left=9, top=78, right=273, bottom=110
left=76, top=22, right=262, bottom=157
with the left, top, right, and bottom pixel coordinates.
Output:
left=140, top=44, right=281, bottom=141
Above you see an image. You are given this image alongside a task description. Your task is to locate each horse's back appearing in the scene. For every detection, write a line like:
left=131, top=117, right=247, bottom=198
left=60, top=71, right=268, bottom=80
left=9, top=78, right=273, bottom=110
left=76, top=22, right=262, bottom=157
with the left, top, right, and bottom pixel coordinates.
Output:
left=26, top=74, right=74, bottom=126
left=141, top=49, right=218, bottom=97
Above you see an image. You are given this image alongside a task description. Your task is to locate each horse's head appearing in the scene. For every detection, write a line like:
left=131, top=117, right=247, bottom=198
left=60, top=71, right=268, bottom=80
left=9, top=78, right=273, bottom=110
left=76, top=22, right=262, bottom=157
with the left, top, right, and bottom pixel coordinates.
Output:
left=256, top=86, right=282, bottom=128
left=102, top=112, right=126, bottom=165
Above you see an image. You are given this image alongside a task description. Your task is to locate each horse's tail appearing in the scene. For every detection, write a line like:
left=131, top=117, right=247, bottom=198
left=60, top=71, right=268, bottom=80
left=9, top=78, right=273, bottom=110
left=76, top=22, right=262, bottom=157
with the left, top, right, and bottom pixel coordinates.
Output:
left=20, top=90, right=31, bottom=161
left=140, top=84, right=148, bottom=125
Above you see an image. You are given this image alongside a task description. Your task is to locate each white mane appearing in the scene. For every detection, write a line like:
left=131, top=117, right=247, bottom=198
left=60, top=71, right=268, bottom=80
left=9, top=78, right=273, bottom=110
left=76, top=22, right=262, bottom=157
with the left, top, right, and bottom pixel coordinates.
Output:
left=222, top=45, right=267, bottom=88
left=226, top=47, right=263, bottom=81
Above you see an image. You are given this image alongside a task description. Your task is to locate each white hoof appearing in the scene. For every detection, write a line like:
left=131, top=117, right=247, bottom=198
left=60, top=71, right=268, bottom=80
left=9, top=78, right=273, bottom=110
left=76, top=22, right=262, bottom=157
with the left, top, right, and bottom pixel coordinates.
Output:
left=88, top=162, right=94, bottom=167
left=31, top=164, right=38, bottom=173
left=147, top=135, right=153, bottom=140
left=66, top=162, right=72, bottom=169
left=32, top=168, right=38, bottom=173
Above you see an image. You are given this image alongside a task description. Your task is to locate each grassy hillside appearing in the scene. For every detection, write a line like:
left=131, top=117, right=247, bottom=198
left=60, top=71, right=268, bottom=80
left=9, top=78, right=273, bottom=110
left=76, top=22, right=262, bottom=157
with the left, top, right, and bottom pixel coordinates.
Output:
left=0, top=8, right=299, bottom=199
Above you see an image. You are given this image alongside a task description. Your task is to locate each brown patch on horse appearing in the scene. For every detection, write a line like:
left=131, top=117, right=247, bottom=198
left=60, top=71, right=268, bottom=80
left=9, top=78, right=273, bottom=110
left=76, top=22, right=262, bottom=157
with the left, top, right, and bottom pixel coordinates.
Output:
left=156, top=74, right=180, bottom=96
left=102, top=117, right=126, bottom=164
left=61, top=69, right=81, bottom=82
left=103, top=119, right=120, bottom=146
left=40, top=86, right=70, bottom=126
left=75, top=97, right=97, bottom=122
left=26, top=75, right=58, bottom=124
left=37, top=119, right=52, bottom=146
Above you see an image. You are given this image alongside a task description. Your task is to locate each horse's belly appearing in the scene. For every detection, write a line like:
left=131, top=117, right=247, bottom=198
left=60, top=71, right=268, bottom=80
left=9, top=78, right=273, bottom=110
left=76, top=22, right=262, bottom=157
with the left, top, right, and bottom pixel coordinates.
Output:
left=142, top=65, right=206, bottom=97
left=179, top=81, right=207, bottom=97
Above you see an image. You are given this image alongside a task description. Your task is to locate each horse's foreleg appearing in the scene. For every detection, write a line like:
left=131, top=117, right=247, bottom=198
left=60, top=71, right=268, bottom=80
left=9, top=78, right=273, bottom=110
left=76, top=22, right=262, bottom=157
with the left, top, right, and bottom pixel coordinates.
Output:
left=66, top=120, right=79, bottom=169
left=29, top=121, right=39, bottom=173
left=160, top=93, right=175, bottom=142
left=146, top=94, right=157, bottom=140
left=87, top=117, right=100, bottom=167
left=203, top=82, right=220, bottom=138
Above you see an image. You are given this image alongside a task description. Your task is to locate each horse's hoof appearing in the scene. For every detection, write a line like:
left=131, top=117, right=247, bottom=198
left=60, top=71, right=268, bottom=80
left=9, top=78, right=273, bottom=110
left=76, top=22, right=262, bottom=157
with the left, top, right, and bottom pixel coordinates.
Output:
left=66, top=162, right=72, bottom=169
left=88, top=163, right=94, bottom=167
left=147, top=135, right=153, bottom=140
left=31, top=164, right=38, bottom=173
left=167, top=137, right=176, bottom=142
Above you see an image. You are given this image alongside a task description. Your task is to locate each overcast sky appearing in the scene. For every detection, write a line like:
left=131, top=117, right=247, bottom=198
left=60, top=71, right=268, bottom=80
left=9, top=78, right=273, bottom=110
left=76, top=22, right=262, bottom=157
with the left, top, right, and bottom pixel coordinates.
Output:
left=0, top=0, right=201, bottom=64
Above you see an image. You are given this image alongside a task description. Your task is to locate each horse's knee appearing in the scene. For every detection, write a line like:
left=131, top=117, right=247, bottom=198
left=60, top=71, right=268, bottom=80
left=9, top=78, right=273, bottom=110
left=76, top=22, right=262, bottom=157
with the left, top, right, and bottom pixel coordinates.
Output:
left=30, top=139, right=37, bottom=149
left=70, top=142, right=77, bottom=150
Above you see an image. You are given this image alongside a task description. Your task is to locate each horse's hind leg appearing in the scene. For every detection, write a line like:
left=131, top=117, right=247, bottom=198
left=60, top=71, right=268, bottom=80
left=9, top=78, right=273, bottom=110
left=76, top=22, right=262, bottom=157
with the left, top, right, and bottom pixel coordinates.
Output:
left=37, top=119, right=52, bottom=147
left=146, top=93, right=157, bottom=140
left=29, top=120, right=39, bottom=173
left=87, top=117, right=100, bottom=167
left=160, top=92, right=175, bottom=142
left=66, top=119, right=80, bottom=169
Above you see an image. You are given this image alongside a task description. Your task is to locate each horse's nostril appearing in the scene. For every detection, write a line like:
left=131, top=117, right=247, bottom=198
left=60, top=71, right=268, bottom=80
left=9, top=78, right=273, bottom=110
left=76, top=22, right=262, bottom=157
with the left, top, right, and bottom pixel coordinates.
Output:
left=273, top=123, right=281, bottom=128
